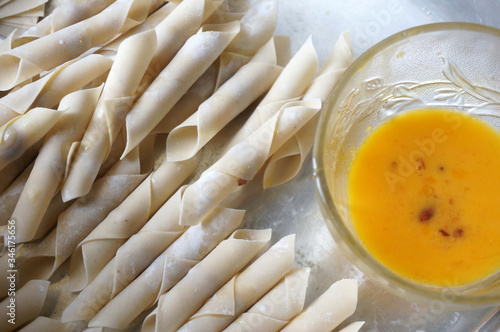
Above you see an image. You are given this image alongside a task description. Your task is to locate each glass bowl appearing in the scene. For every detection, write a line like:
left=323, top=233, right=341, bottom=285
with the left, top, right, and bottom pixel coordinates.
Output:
left=313, top=22, right=500, bottom=308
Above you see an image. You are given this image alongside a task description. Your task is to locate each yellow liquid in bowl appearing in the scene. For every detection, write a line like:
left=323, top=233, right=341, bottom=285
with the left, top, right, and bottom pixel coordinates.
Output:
left=347, top=107, right=500, bottom=286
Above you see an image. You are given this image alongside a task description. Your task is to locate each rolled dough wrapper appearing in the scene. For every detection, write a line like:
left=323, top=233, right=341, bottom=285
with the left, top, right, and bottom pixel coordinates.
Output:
left=179, top=99, right=321, bottom=226
left=151, top=50, right=256, bottom=136
left=97, top=2, right=178, bottom=57
left=217, top=34, right=289, bottom=85
left=122, top=21, right=240, bottom=158
left=0, top=106, right=63, bottom=171
left=150, top=62, right=219, bottom=135
left=88, top=207, right=245, bottom=329
left=0, top=29, right=19, bottom=53
left=0, top=0, right=46, bottom=20
left=0, top=139, right=40, bottom=193
left=19, top=0, right=116, bottom=42
left=9, top=2, right=45, bottom=13
left=0, top=25, right=23, bottom=42
left=0, top=20, right=32, bottom=32
left=96, top=128, right=126, bottom=179
left=226, top=36, right=318, bottom=148
left=62, top=29, right=157, bottom=201
left=178, top=234, right=295, bottom=331
left=0, top=279, right=49, bottom=332
left=69, top=158, right=196, bottom=292
left=272, top=35, right=292, bottom=67
left=0, top=28, right=27, bottom=40
left=0, top=54, right=113, bottom=127
left=263, top=32, right=354, bottom=188
left=1, top=16, right=38, bottom=27
left=12, top=87, right=103, bottom=243
left=61, top=186, right=189, bottom=322
left=30, top=191, right=71, bottom=241
left=138, top=0, right=224, bottom=93
left=141, top=228, right=272, bottom=332
left=214, top=52, right=250, bottom=90
left=18, top=316, right=66, bottom=332
left=0, top=161, right=33, bottom=225
left=281, top=279, right=358, bottom=332
left=205, top=11, right=245, bottom=24
left=224, top=267, right=310, bottom=332
left=338, top=321, right=366, bottom=332
left=166, top=37, right=282, bottom=161
left=302, top=32, right=353, bottom=103
left=28, top=55, right=111, bottom=109
left=17, top=146, right=152, bottom=284
left=225, top=0, right=276, bottom=56
left=0, top=0, right=153, bottom=91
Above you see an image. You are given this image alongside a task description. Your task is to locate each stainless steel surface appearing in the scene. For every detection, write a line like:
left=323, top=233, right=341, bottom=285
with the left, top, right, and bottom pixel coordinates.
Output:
left=3, top=1, right=500, bottom=331
left=243, top=1, right=500, bottom=331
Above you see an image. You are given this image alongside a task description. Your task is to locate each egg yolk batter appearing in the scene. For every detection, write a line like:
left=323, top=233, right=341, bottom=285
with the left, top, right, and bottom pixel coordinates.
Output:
left=347, top=107, right=500, bottom=286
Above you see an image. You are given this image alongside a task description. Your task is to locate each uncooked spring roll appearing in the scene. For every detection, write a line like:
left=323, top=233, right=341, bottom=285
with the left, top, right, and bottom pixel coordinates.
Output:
left=225, top=0, right=277, bottom=56
left=0, top=106, right=63, bottom=171
left=0, top=161, right=33, bottom=225
left=69, top=158, right=196, bottom=291
left=214, top=51, right=250, bottom=89
left=0, top=29, right=18, bottom=53
left=0, top=54, right=113, bottom=127
left=152, top=38, right=284, bottom=136
left=302, top=32, right=353, bottom=105
left=1, top=16, right=38, bottom=27
left=99, top=0, right=221, bottom=97
left=138, top=0, right=224, bottom=91
left=141, top=228, right=272, bottom=332
left=62, top=29, right=157, bottom=201
left=122, top=20, right=240, bottom=158
left=95, top=128, right=126, bottom=178
left=17, top=145, right=153, bottom=284
left=0, top=0, right=46, bottom=21
left=0, top=279, right=49, bottom=332
left=178, top=234, right=295, bottom=331
left=21, top=0, right=115, bottom=39
left=224, top=267, right=310, bottom=332
left=205, top=10, right=245, bottom=25
left=179, top=98, right=321, bottom=226
left=0, top=54, right=113, bottom=123
left=166, top=36, right=283, bottom=161
left=281, top=279, right=358, bottom=332
left=0, top=139, right=40, bottom=194
left=0, top=0, right=153, bottom=91
left=226, top=36, right=318, bottom=148
left=97, top=1, right=177, bottom=57
left=88, top=207, right=245, bottom=329
left=150, top=62, right=219, bottom=135
left=62, top=186, right=189, bottom=322
left=29, top=190, right=71, bottom=241
left=1, top=168, right=69, bottom=248
left=263, top=32, right=354, bottom=188
left=12, top=87, right=103, bottom=243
